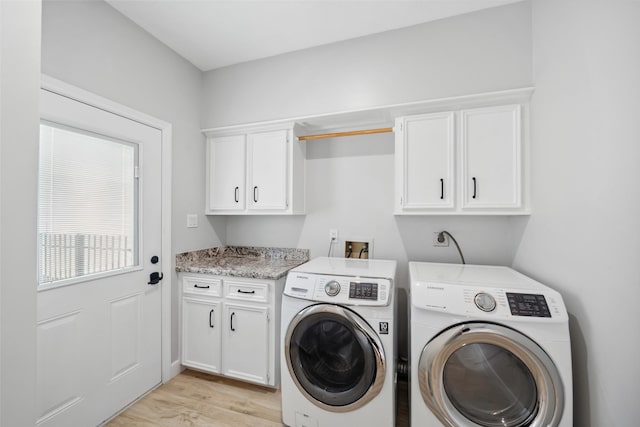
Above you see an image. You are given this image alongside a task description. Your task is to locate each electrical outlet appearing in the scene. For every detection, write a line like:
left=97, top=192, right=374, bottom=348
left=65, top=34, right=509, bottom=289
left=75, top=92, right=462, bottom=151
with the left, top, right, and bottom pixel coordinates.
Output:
left=433, top=232, right=449, bottom=247
left=329, top=229, right=338, bottom=241
left=187, top=214, right=198, bottom=228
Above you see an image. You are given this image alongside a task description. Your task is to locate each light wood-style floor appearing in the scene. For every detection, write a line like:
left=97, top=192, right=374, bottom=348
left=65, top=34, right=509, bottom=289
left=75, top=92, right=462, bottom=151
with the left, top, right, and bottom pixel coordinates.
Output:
left=106, top=369, right=409, bottom=427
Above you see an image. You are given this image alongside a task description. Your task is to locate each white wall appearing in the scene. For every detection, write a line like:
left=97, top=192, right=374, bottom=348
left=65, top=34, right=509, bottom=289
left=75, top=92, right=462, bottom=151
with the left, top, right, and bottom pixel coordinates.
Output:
left=0, top=1, right=41, bottom=425
left=202, top=1, right=532, bottom=128
left=204, top=1, right=533, bottom=357
left=513, top=1, right=640, bottom=425
left=41, top=0, right=226, bottom=364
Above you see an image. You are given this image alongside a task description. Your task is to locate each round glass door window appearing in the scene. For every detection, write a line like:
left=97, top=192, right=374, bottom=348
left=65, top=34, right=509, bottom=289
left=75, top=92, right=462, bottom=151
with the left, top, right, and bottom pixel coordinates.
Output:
left=442, top=343, right=538, bottom=426
left=287, top=306, right=383, bottom=408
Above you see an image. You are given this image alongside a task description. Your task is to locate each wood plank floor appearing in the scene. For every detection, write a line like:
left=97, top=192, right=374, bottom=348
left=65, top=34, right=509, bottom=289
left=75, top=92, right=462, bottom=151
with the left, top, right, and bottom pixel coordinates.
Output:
left=106, top=369, right=409, bottom=427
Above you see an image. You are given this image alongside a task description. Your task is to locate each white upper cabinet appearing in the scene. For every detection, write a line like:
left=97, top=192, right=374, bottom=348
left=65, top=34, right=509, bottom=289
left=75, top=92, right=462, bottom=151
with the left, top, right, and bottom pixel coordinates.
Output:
left=395, top=102, right=529, bottom=215
left=461, top=105, right=522, bottom=210
left=248, top=130, right=288, bottom=210
left=204, top=123, right=306, bottom=215
left=395, top=112, right=455, bottom=211
left=208, top=135, right=246, bottom=211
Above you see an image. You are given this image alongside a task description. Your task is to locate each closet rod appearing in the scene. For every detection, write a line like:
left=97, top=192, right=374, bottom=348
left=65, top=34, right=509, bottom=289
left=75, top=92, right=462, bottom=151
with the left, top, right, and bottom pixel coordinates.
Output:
left=297, top=127, right=393, bottom=141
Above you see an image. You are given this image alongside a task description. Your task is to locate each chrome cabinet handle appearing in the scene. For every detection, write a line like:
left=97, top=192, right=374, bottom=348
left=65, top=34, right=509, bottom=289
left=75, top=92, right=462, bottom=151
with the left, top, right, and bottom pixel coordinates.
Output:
left=230, top=312, right=236, bottom=331
left=234, top=186, right=239, bottom=203
left=440, top=178, right=444, bottom=200
left=209, top=309, right=214, bottom=328
left=194, top=284, right=210, bottom=289
left=253, top=186, right=258, bottom=203
left=237, top=289, right=255, bottom=294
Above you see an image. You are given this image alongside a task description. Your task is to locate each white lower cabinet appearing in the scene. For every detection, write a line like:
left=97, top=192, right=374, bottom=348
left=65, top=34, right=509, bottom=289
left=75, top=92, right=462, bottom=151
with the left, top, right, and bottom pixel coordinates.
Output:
left=180, top=273, right=283, bottom=387
left=222, top=302, right=269, bottom=384
left=182, top=298, right=221, bottom=373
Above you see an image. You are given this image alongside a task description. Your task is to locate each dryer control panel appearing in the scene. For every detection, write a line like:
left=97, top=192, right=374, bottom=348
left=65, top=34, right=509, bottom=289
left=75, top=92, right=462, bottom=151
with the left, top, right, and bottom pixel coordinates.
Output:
left=284, top=272, right=392, bottom=306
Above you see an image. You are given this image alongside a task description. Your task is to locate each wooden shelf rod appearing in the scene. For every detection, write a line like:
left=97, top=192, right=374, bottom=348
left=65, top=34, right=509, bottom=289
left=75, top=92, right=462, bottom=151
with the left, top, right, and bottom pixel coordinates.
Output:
left=297, top=127, right=393, bottom=141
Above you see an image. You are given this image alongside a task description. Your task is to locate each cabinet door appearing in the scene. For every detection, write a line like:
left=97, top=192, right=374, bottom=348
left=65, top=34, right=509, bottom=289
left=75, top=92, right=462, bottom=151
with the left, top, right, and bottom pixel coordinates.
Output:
left=248, top=130, right=288, bottom=210
left=461, top=105, right=522, bottom=209
left=182, top=298, right=221, bottom=373
left=222, top=302, right=269, bottom=385
left=397, top=112, right=455, bottom=210
left=208, top=135, right=246, bottom=211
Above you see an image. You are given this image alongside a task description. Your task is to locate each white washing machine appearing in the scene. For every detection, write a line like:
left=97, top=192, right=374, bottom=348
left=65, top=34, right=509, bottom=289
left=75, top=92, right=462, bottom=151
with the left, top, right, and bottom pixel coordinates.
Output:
left=281, top=257, right=397, bottom=427
left=409, top=262, right=572, bottom=427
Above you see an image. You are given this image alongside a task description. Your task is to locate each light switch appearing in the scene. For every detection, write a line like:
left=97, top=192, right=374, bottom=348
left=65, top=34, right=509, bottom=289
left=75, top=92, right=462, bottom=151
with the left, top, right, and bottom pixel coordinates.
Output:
left=187, top=214, right=198, bottom=228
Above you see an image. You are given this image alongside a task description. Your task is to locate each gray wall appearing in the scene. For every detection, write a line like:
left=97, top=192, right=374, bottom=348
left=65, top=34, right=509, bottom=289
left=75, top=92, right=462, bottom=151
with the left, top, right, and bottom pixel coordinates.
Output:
left=202, top=1, right=533, bottom=358
left=0, top=1, right=41, bottom=425
left=41, top=0, right=226, bottom=363
left=202, top=2, right=532, bottom=128
left=513, top=0, right=640, bottom=425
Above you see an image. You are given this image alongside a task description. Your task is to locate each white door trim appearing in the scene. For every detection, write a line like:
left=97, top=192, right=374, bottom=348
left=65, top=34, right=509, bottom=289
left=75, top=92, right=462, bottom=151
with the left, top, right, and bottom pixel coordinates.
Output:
left=40, top=74, right=175, bottom=382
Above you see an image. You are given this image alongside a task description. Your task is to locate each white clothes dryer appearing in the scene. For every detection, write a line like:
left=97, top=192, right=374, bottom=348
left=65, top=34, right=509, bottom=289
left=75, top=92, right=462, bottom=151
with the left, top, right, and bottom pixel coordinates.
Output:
left=281, top=257, right=397, bottom=427
left=409, top=262, right=572, bottom=427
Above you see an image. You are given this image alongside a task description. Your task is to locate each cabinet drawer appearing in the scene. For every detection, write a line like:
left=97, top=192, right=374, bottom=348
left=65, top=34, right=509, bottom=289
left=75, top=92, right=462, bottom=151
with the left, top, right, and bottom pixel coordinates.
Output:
left=183, top=276, right=222, bottom=297
left=225, top=281, right=269, bottom=303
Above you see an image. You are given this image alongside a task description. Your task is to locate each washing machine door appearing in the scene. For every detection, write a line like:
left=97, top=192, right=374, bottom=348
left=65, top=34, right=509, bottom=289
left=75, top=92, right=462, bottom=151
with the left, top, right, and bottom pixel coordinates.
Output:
left=419, top=322, right=564, bottom=427
left=285, top=303, right=385, bottom=412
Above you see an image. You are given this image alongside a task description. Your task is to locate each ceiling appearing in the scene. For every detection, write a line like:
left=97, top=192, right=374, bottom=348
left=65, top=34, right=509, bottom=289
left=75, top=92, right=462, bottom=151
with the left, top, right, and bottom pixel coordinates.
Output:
left=106, top=0, right=523, bottom=72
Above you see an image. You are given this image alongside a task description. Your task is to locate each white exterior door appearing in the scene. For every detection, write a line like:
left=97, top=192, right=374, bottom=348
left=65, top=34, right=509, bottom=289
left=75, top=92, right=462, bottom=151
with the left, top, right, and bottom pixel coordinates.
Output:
left=36, top=89, right=163, bottom=427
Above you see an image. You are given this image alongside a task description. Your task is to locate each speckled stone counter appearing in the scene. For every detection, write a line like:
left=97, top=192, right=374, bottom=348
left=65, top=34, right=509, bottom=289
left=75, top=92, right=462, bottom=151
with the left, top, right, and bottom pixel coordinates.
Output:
left=175, top=246, right=309, bottom=280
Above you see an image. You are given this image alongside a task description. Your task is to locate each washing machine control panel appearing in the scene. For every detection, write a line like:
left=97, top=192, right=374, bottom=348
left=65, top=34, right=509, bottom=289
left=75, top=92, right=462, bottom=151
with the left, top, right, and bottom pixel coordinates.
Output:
left=324, top=280, right=341, bottom=297
left=474, top=292, right=497, bottom=312
left=285, top=273, right=392, bottom=306
left=506, top=293, right=551, bottom=317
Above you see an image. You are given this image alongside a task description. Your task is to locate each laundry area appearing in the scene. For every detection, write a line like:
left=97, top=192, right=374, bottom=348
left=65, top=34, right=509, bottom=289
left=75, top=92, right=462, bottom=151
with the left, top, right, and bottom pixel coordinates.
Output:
left=1, top=1, right=639, bottom=427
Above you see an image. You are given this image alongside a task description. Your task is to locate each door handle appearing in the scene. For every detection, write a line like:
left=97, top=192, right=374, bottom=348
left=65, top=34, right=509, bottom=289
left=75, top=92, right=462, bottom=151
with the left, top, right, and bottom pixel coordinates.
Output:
left=234, top=186, right=239, bottom=203
left=209, top=309, right=214, bottom=328
left=253, top=186, right=259, bottom=203
left=148, top=272, right=163, bottom=285
left=440, top=178, right=444, bottom=200
left=230, top=312, right=236, bottom=331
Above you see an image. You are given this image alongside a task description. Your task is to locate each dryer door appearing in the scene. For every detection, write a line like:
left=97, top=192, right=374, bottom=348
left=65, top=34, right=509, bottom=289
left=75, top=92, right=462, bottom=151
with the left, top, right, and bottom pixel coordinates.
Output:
left=285, top=303, right=385, bottom=412
left=419, top=322, right=564, bottom=427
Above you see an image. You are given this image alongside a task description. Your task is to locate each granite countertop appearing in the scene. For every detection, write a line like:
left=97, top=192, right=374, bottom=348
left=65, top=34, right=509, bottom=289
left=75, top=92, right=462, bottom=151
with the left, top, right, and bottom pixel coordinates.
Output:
left=175, top=246, right=310, bottom=280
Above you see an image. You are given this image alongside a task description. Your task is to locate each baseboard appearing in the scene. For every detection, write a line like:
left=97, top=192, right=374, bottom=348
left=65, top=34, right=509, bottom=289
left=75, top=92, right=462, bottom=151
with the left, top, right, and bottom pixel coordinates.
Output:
left=167, top=359, right=184, bottom=382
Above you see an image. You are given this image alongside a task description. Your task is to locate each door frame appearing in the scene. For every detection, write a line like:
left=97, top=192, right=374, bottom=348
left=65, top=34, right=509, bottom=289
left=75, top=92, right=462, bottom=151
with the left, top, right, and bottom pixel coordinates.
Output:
left=41, top=74, right=175, bottom=382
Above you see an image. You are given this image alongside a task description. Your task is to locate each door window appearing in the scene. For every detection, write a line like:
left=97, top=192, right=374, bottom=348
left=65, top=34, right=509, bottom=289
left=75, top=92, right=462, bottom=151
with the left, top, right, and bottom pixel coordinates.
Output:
left=443, top=342, right=538, bottom=427
left=38, top=122, right=139, bottom=286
